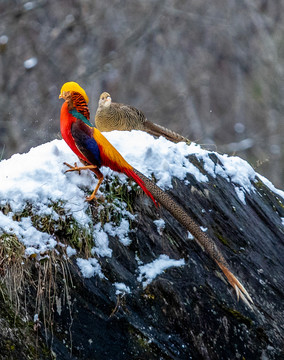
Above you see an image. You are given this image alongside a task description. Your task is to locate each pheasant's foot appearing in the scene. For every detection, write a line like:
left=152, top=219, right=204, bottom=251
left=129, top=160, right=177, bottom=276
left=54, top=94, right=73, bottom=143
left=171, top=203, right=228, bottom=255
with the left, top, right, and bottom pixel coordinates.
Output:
left=64, top=162, right=81, bottom=174
left=64, top=162, right=98, bottom=175
left=85, top=193, right=97, bottom=202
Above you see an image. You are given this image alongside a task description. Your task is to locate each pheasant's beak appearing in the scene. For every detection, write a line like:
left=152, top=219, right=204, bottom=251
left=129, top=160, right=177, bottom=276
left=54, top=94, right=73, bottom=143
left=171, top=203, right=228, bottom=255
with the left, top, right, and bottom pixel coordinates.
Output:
left=59, top=91, right=69, bottom=100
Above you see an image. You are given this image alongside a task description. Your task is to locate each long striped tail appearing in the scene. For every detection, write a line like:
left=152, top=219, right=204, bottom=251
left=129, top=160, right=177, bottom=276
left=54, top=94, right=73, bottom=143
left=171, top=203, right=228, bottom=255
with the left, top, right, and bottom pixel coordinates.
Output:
left=144, top=120, right=191, bottom=143
left=132, top=168, right=253, bottom=308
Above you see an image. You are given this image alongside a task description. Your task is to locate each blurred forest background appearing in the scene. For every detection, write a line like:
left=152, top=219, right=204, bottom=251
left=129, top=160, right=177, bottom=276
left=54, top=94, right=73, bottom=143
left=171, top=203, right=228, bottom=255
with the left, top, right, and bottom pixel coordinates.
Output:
left=0, top=0, right=283, bottom=187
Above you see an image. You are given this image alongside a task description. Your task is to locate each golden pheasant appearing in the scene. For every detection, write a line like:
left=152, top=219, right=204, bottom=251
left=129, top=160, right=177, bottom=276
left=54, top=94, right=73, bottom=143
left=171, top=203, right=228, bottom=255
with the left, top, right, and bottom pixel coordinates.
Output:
left=59, top=83, right=156, bottom=204
left=95, top=92, right=190, bottom=143
left=59, top=82, right=253, bottom=308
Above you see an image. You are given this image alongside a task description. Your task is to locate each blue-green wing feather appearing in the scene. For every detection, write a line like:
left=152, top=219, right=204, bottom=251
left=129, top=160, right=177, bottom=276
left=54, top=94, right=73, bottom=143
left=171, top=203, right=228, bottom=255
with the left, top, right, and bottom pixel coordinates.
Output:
left=70, top=109, right=94, bottom=127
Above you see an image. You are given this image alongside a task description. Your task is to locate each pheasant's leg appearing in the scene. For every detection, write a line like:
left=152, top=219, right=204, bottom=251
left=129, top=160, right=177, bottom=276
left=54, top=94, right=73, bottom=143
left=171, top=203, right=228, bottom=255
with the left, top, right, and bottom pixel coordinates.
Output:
left=86, top=168, right=104, bottom=202
left=64, top=162, right=98, bottom=175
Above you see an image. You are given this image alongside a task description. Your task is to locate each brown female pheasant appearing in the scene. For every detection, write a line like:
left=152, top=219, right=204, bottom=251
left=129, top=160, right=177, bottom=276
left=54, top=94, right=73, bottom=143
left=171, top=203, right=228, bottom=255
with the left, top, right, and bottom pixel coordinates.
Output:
left=95, top=92, right=190, bottom=143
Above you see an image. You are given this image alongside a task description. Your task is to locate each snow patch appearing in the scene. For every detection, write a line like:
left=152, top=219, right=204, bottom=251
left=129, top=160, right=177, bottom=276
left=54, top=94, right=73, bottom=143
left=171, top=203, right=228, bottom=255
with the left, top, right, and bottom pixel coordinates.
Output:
left=66, top=246, right=77, bottom=257
left=187, top=232, right=194, bottom=240
left=104, top=131, right=208, bottom=189
left=137, top=255, right=185, bottom=288
left=234, top=187, right=246, bottom=205
left=0, top=212, right=56, bottom=257
left=153, top=219, right=165, bottom=235
left=76, top=258, right=105, bottom=279
left=0, top=140, right=91, bottom=225
left=104, top=219, right=132, bottom=246
left=114, top=282, right=131, bottom=295
left=257, top=174, right=284, bottom=200
left=91, top=223, right=112, bottom=257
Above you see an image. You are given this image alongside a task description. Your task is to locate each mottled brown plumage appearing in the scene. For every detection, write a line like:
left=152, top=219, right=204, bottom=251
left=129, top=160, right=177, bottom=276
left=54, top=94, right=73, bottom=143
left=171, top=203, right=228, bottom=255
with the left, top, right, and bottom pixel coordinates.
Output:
left=95, top=92, right=190, bottom=143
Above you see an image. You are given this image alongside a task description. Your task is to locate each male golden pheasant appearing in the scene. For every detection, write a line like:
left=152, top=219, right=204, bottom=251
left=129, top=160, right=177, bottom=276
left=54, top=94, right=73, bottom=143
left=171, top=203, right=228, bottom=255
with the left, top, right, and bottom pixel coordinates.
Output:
left=59, top=81, right=253, bottom=307
left=59, top=82, right=156, bottom=204
left=95, top=92, right=190, bottom=143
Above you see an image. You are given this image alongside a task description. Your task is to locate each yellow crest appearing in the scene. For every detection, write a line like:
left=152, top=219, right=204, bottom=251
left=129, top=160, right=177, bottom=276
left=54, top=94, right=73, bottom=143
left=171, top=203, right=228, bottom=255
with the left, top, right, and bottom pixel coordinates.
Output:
left=60, top=82, right=89, bottom=104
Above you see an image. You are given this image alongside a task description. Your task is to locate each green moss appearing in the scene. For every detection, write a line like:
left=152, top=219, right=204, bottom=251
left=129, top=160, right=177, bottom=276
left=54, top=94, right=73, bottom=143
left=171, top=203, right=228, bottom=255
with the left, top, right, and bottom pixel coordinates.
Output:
left=254, top=180, right=263, bottom=189
left=136, top=333, right=152, bottom=350
left=215, top=232, right=229, bottom=247
left=65, top=220, right=93, bottom=256
left=0, top=287, right=23, bottom=328
left=128, top=327, right=154, bottom=352
left=91, top=176, right=136, bottom=231
left=222, top=306, right=253, bottom=328
left=143, top=288, right=155, bottom=300
left=4, top=339, right=16, bottom=353
left=128, top=326, right=172, bottom=359
left=103, top=176, right=136, bottom=211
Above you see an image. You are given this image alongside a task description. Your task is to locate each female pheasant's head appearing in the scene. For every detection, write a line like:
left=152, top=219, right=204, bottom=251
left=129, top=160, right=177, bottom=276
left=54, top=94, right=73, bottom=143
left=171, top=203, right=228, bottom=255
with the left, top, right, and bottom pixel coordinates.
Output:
left=98, top=92, right=112, bottom=108
left=59, top=82, right=89, bottom=104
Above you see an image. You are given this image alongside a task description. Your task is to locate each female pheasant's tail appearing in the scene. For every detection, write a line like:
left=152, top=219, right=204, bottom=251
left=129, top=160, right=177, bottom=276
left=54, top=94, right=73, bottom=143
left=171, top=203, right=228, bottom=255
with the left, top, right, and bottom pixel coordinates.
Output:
left=143, top=120, right=191, bottom=144
left=132, top=168, right=253, bottom=308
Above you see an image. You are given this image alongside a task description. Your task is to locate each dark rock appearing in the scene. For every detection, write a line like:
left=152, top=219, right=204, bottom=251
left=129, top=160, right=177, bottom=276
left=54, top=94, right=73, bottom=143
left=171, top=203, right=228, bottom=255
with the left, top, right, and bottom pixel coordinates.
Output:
left=1, top=152, right=284, bottom=360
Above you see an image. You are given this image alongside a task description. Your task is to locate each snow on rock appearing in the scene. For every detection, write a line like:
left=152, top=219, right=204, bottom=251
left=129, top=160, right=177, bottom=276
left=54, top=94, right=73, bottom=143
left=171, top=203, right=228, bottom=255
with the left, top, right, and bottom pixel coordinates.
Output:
left=137, top=254, right=185, bottom=288
left=66, top=246, right=77, bottom=257
left=0, top=212, right=56, bottom=257
left=76, top=258, right=106, bottom=279
left=153, top=219, right=165, bottom=235
left=114, top=282, right=131, bottom=295
left=0, top=130, right=283, bottom=278
left=257, top=174, right=284, bottom=200
left=0, top=140, right=91, bottom=224
left=104, top=219, right=132, bottom=246
left=104, top=130, right=263, bottom=204
left=104, top=131, right=208, bottom=188
left=91, top=223, right=112, bottom=257
left=187, top=231, right=194, bottom=240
